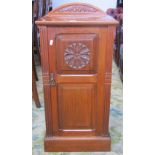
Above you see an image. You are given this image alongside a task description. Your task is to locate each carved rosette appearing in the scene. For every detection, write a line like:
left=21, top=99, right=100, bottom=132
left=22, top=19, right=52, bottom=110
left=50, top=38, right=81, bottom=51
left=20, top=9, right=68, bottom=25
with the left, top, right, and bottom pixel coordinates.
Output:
left=64, top=42, right=90, bottom=69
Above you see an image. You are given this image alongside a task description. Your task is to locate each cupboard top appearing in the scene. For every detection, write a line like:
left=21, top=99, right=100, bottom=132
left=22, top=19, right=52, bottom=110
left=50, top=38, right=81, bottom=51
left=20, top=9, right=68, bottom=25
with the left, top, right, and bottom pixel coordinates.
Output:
left=35, top=3, right=118, bottom=26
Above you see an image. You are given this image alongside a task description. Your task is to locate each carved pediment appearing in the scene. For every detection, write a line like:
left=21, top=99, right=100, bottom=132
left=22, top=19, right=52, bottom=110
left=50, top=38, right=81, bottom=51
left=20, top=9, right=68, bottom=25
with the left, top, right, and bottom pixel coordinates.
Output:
left=52, top=3, right=103, bottom=14
left=35, top=3, right=118, bottom=26
left=56, top=5, right=97, bottom=13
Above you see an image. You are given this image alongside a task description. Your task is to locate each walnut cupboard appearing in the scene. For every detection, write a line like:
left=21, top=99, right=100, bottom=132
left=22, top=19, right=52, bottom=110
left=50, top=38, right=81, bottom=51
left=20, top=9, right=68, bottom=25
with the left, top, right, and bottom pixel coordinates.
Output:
left=36, top=3, right=118, bottom=152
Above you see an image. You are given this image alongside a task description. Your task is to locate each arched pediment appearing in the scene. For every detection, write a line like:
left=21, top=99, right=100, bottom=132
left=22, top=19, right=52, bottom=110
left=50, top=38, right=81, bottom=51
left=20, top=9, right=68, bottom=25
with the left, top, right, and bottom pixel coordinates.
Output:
left=51, top=3, right=104, bottom=14
left=35, top=3, right=118, bottom=26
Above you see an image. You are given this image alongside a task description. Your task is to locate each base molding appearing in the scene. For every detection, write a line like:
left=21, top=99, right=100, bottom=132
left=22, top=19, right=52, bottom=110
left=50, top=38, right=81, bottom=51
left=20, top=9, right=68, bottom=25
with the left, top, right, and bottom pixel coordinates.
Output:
left=44, top=135, right=111, bottom=152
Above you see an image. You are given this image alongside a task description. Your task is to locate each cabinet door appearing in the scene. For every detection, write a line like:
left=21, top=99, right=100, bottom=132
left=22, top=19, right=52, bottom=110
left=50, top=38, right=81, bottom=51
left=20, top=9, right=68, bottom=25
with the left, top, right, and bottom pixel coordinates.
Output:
left=48, top=27, right=107, bottom=137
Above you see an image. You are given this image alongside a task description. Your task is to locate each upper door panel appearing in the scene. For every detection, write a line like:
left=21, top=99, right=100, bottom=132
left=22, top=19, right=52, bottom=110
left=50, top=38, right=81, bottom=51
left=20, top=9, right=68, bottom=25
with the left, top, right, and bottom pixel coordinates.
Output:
left=56, top=33, right=98, bottom=74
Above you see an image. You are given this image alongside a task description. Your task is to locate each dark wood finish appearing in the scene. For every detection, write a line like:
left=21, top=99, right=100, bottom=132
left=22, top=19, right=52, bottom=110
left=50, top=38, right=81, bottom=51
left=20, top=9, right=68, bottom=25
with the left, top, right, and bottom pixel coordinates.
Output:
left=117, top=0, right=123, bottom=7
left=32, top=0, right=52, bottom=64
left=32, top=0, right=40, bottom=60
left=32, top=58, right=41, bottom=108
left=32, top=2, right=40, bottom=107
left=32, top=52, right=38, bottom=81
left=119, top=44, right=123, bottom=81
left=106, top=6, right=123, bottom=66
left=36, top=3, right=118, bottom=152
left=106, top=6, right=123, bottom=81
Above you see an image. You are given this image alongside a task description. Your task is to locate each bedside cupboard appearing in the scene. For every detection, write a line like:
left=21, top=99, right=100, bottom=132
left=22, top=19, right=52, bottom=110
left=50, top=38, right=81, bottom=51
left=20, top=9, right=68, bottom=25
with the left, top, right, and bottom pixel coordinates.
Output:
left=36, top=3, right=118, bottom=152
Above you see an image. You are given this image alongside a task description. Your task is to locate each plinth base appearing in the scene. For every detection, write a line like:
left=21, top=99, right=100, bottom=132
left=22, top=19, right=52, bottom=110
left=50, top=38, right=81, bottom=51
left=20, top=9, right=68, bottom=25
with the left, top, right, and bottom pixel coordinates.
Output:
left=44, top=135, right=111, bottom=152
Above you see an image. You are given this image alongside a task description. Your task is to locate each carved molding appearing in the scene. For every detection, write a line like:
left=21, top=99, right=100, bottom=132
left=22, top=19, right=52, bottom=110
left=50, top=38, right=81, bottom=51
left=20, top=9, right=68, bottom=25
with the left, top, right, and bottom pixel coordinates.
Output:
left=104, top=73, right=112, bottom=84
left=64, top=42, right=90, bottom=69
left=56, top=5, right=97, bottom=13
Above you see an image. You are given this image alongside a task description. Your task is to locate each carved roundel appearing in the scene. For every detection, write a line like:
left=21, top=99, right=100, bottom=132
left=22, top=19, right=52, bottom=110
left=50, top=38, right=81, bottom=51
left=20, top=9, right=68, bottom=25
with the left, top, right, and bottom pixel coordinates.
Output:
left=64, top=42, right=90, bottom=69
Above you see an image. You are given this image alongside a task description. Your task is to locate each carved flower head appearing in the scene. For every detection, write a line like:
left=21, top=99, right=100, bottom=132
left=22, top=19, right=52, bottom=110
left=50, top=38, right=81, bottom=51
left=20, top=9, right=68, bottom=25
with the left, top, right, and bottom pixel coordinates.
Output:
left=64, top=42, right=90, bottom=69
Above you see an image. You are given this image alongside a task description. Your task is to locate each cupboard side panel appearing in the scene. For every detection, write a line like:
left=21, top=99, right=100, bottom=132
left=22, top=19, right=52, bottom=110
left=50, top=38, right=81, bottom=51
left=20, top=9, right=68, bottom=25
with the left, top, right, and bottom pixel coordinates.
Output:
left=103, top=26, right=116, bottom=135
left=95, top=28, right=107, bottom=135
left=39, top=26, right=52, bottom=136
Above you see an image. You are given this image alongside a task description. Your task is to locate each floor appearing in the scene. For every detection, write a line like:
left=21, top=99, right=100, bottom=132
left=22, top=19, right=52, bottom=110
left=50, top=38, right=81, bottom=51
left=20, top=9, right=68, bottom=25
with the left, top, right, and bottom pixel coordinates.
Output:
left=32, top=61, right=123, bottom=155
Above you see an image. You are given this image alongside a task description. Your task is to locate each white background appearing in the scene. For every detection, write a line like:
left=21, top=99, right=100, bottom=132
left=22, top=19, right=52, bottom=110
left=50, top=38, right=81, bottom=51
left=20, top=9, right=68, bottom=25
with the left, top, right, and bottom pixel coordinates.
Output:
left=52, top=0, right=117, bottom=11
left=0, top=0, right=155, bottom=155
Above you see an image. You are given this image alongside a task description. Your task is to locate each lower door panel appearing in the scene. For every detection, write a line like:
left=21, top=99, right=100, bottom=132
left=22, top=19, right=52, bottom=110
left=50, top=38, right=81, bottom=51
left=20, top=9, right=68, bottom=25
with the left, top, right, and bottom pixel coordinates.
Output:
left=57, top=83, right=96, bottom=136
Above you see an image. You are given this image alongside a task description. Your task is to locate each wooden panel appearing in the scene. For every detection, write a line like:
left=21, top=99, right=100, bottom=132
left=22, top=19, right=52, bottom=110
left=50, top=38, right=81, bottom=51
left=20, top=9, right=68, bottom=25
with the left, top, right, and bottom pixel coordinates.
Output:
left=58, top=84, right=96, bottom=130
left=56, top=33, right=98, bottom=74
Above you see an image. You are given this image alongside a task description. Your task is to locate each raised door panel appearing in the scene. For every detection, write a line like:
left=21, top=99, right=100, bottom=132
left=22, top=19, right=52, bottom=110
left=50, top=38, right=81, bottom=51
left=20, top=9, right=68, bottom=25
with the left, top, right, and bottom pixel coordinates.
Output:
left=56, top=33, right=98, bottom=74
left=58, top=84, right=96, bottom=130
